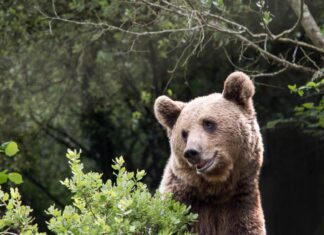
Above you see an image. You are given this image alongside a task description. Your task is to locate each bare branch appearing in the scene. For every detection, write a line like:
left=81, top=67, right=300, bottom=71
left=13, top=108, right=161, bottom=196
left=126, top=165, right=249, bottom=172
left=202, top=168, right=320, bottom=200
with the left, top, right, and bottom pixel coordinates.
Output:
left=42, top=0, right=322, bottom=76
left=224, top=48, right=288, bottom=78
left=273, top=0, right=304, bottom=39
left=253, top=81, right=285, bottom=89
left=51, top=0, right=58, bottom=18
left=45, top=15, right=205, bottom=36
left=250, top=67, right=289, bottom=78
left=299, top=47, right=321, bottom=70
left=277, top=37, right=324, bottom=54
left=208, top=23, right=317, bottom=74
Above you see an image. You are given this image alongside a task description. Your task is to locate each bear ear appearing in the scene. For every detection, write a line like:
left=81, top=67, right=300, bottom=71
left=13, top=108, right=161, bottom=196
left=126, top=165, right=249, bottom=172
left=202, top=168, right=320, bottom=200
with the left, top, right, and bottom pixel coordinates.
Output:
left=222, top=71, right=255, bottom=111
left=154, top=95, right=185, bottom=129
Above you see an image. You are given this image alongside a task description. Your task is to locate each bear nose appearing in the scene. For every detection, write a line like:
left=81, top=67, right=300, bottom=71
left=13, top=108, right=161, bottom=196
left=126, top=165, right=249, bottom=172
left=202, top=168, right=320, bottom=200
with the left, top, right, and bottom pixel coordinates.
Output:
left=184, top=149, right=200, bottom=164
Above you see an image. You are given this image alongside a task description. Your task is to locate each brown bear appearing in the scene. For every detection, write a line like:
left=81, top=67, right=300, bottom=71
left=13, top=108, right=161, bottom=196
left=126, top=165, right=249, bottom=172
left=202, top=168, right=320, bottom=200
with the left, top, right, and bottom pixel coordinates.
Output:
left=154, top=72, right=266, bottom=235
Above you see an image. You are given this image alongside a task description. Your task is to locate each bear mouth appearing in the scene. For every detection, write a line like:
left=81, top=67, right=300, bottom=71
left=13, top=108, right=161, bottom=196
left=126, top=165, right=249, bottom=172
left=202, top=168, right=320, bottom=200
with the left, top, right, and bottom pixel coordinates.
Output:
left=195, top=153, right=217, bottom=173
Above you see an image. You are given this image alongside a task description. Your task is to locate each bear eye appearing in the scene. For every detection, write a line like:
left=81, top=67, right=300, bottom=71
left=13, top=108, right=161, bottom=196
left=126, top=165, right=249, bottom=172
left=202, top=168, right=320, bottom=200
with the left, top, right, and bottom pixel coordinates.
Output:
left=202, top=119, right=216, bottom=133
left=181, top=130, right=188, bottom=140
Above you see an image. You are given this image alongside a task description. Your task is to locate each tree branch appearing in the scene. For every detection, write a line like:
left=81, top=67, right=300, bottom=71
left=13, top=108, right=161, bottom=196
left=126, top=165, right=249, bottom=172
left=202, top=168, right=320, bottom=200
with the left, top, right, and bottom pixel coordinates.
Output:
left=41, top=0, right=323, bottom=76
left=273, top=0, right=304, bottom=39
left=208, top=24, right=317, bottom=74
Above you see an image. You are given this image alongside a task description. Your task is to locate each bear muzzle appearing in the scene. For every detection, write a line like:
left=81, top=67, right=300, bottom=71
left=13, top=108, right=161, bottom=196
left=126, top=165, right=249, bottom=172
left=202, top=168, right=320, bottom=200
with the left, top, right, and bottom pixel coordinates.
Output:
left=184, top=148, right=200, bottom=164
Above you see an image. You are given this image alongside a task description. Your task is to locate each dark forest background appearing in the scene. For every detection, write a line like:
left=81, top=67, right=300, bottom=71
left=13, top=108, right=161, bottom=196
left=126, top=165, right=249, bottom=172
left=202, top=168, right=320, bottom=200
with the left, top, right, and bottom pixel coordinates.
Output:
left=0, top=0, right=323, bottom=234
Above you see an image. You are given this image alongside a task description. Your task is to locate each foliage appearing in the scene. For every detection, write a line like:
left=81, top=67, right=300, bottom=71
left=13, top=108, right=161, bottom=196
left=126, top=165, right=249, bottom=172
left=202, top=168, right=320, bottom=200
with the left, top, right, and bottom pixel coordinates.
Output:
left=288, top=76, right=324, bottom=136
left=0, top=188, right=44, bottom=235
left=267, top=76, right=324, bottom=138
left=0, top=141, right=23, bottom=185
left=256, top=0, right=273, bottom=27
left=0, top=150, right=197, bottom=234
left=0, top=141, right=19, bottom=157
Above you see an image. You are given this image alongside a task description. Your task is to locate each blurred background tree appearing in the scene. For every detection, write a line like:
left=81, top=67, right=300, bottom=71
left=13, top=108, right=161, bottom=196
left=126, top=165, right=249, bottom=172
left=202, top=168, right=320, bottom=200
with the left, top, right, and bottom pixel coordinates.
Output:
left=0, top=0, right=323, bottom=234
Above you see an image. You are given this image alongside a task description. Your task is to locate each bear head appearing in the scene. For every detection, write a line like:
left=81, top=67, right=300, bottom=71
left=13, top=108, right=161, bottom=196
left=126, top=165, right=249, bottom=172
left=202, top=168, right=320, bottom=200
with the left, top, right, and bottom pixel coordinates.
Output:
left=154, top=72, right=263, bottom=187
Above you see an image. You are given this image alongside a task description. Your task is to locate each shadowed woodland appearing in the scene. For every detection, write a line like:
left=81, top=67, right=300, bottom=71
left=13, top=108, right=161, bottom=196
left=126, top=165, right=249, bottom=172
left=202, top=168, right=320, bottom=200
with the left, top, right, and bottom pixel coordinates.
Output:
left=0, top=0, right=323, bottom=234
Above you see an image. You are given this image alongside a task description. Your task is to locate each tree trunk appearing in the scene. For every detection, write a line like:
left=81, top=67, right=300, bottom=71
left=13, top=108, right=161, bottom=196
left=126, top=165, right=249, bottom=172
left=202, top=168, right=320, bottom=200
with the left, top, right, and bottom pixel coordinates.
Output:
left=286, top=0, right=324, bottom=48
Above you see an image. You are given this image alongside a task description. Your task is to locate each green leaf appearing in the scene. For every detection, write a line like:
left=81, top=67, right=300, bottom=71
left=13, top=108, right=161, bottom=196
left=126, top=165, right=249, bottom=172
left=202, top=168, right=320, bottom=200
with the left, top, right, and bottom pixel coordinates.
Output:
left=8, top=172, right=23, bottom=184
left=2, top=193, right=9, bottom=202
left=166, top=89, right=173, bottom=96
left=288, top=84, right=297, bottom=92
left=294, top=106, right=304, bottom=112
left=4, top=141, right=19, bottom=157
left=263, top=11, right=272, bottom=25
left=306, top=81, right=317, bottom=88
left=0, top=172, right=8, bottom=184
left=297, top=89, right=304, bottom=96
left=302, top=102, right=314, bottom=109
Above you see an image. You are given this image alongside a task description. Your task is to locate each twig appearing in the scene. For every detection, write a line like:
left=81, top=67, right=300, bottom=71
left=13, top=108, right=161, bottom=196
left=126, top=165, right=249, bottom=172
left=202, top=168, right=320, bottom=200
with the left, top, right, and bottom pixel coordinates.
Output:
left=251, top=67, right=288, bottom=78
left=0, top=232, right=19, bottom=235
left=292, top=46, right=298, bottom=63
left=232, top=33, right=316, bottom=74
left=51, top=0, right=58, bottom=17
left=253, top=81, right=285, bottom=89
left=42, top=0, right=321, bottom=76
left=46, top=15, right=205, bottom=36
left=299, top=47, right=321, bottom=70
left=224, top=47, right=288, bottom=78
left=277, top=38, right=324, bottom=54
left=223, top=48, right=260, bottom=74
left=273, top=0, right=304, bottom=39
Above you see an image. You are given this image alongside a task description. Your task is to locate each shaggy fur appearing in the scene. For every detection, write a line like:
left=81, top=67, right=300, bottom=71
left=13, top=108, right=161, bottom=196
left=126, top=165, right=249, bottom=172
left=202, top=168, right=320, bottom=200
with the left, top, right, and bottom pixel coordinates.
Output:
left=154, top=72, right=266, bottom=235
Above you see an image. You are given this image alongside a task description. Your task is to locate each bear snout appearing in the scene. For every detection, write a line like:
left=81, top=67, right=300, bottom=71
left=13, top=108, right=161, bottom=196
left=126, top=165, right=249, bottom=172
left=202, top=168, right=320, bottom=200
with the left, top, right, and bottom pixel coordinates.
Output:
left=184, top=149, right=201, bottom=164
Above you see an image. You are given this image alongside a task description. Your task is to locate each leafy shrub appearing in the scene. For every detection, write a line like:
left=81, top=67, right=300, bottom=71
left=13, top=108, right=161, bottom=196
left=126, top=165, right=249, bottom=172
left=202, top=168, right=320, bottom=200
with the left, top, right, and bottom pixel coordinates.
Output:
left=288, top=78, right=324, bottom=128
left=287, top=77, right=324, bottom=138
left=0, top=188, right=44, bottom=235
left=267, top=76, right=324, bottom=138
left=0, top=149, right=197, bottom=234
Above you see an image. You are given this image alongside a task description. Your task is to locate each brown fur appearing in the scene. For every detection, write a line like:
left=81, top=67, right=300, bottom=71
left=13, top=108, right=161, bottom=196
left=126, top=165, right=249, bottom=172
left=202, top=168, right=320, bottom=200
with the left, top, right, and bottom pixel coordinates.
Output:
left=154, top=72, right=266, bottom=235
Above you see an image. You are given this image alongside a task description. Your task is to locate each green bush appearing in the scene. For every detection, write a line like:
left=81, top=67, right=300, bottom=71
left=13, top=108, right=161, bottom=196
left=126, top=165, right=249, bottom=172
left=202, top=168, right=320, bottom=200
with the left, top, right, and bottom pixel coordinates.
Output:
left=0, top=150, right=197, bottom=234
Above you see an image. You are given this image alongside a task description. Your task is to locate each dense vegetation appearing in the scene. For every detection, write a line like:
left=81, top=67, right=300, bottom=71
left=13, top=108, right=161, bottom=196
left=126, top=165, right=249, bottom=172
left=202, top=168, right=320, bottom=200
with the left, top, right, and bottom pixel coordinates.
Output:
left=0, top=150, right=197, bottom=234
left=0, top=0, right=323, bottom=234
